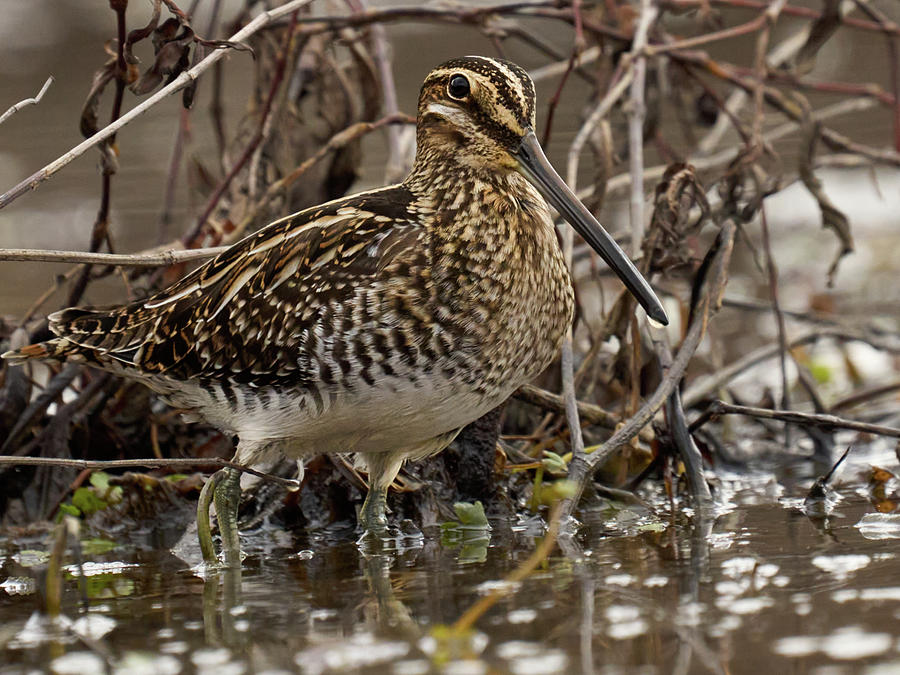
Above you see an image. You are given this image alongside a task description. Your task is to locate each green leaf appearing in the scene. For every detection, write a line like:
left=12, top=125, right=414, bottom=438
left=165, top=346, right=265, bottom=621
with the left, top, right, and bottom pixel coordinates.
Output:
left=59, top=503, right=81, bottom=517
left=89, top=472, right=111, bottom=490
left=71, top=487, right=109, bottom=516
left=637, top=522, right=667, bottom=533
left=541, top=451, right=568, bottom=475
left=163, top=473, right=189, bottom=482
left=453, top=501, right=489, bottom=528
left=81, top=538, right=118, bottom=555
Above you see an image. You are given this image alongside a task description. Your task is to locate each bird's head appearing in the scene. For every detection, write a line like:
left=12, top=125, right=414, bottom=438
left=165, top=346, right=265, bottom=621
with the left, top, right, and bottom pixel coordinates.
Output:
left=415, top=56, right=669, bottom=326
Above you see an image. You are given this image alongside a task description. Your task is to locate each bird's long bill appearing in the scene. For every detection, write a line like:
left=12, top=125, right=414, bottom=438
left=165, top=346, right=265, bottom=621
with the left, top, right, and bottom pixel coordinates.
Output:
left=514, top=130, right=669, bottom=326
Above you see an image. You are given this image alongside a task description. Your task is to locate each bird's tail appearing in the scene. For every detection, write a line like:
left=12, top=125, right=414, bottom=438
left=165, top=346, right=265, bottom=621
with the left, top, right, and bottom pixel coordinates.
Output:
left=2, top=306, right=134, bottom=367
left=2, top=337, right=80, bottom=365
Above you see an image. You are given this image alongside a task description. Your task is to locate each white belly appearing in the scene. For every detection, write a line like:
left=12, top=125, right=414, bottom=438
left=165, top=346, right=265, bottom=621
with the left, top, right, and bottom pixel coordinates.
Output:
left=164, top=372, right=508, bottom=460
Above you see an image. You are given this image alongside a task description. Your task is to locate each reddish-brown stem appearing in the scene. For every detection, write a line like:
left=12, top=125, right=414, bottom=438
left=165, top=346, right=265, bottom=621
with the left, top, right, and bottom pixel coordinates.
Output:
left=648, top=11, right=768, bottom=55
left=67, top=1, right=129, bottom=307
left=541, top=48, right=578, bottom=147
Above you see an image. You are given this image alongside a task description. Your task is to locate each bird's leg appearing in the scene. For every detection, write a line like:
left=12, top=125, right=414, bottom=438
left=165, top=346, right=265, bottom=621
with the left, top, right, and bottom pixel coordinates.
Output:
left=197, top=472, right=220, bottom=565
left=359, top=452, right=405, bottom=535
left=214, top=467, right=243, bottom=565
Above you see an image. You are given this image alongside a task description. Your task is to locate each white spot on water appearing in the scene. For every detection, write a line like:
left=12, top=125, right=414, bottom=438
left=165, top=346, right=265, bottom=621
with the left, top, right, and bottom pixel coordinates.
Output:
left=774, top=636, right=819, bottom=657
left=509, top=650, right=568, bottom=674
left=721, top=556, right=758, bottom=577
left=72, top=614, right=116, bottom=640
left=820, top=627, right=892, bottom=660
left=812, top=554, right=871, bottom=580
left=476, top=580, right=521, bottom=595
left=392, top=660, right=431, bottom=675
left=294, top=633, right=409, bottom=674
left=855, top=513, right=900, bottom=540
left=774, top=627, right=893, bottom=661
left=607, top=619, right=649, bottom=640
left=1, top=576, right=36, bottom=595
left=114, top=652, right=181, bottom=675
left=507, top=609, right=537, bottom=624
left=63, top=561, right=138, bottom=577
left=51, top=651, right=106, bottom=675
left=605, top=573, right=636, bottom=587
left=831, top=589, right=859, bottom=604
left=720, top=596, right=775, bottom=615
left=860, top=587, right=900, bottom=601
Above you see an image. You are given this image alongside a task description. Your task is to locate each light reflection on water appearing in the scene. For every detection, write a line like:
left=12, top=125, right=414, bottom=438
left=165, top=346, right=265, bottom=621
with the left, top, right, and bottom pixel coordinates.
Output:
left=3, top=462, right=900, bottom=673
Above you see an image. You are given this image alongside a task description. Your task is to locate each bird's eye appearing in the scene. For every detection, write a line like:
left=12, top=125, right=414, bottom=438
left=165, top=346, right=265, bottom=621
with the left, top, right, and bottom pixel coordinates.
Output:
left=447, top=74, right=470, bottom=100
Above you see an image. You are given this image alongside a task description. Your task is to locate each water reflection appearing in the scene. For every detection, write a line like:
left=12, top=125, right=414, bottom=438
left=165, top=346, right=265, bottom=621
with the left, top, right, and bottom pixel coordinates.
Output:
left=4, top=473, right=900, bottom=672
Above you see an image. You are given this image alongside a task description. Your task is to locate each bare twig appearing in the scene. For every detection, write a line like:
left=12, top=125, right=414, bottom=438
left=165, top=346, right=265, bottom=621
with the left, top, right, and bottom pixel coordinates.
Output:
left=0, top=455, right=301, bottom=489
left=662, top=0, right=898, bottom=38
left=514, top=384, right=652, bottom=442
left=0, top=76, right=53, bottom=127
left=690, top=401, right=900, bottom=440
left=758, top=201, right=792, bottom=442
left=751, top=0, right=787, bottom=147
left=0, top=247, right=226, bottom=266
left=0, top=0, right=315, bottom=211
left=852, top=0, right=900, bottom=152
left=628, top=0, right=659, bottom=252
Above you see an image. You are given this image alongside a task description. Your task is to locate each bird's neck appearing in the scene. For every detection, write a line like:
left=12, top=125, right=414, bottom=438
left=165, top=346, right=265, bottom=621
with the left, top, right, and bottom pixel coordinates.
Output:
left=405, top=125, right=518, bottom=190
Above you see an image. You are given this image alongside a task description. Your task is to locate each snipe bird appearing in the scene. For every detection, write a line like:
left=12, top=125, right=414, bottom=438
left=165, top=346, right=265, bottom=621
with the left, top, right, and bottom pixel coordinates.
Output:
left=3, top=56, right=667, bottom=564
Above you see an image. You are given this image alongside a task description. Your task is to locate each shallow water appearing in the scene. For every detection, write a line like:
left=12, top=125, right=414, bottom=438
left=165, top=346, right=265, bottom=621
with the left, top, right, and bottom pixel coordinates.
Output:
left=3, top=442, right=900, bottom=674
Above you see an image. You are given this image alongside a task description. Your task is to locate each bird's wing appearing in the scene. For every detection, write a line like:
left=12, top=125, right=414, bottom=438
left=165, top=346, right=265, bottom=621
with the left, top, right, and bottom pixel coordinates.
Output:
left=48, top=185, right=431, bottom=385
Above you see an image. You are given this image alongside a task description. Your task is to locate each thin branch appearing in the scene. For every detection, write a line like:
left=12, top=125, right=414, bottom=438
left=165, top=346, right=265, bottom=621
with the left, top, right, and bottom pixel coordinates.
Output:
left=689, top=401, right=900, bottom=440
left=0, top=76, right=54, bottom=127
left=0, top=0, right=316, bottom=211
left=0, top=456, right=301, bottom=489
left=628, top=0, right=659, bottom=253
left=0, top=247, right=226, bottom=266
